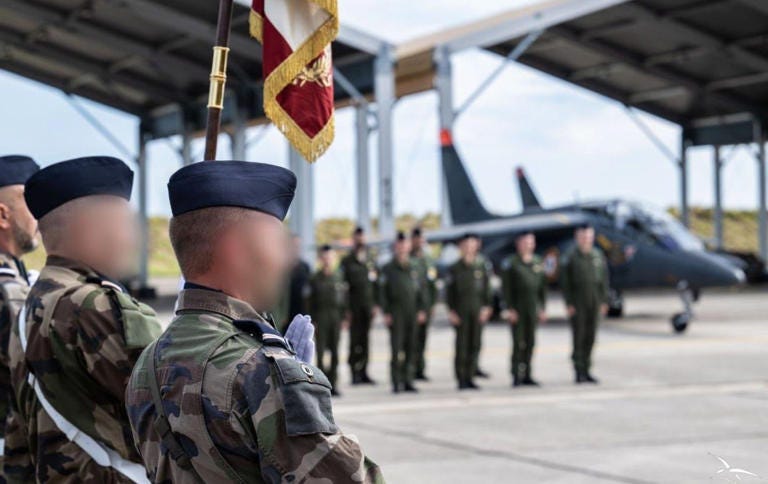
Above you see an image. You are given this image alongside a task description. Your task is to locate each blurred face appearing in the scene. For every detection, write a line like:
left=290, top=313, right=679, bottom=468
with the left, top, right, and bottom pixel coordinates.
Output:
left=394, top=239, right=411, bottom=261
left=0, top=185, right=38, bottom=256
left=575, top=227, right=595, bottom=253
left=412, top=234, right=425, bottom=252
left=79, top=197, right=137, bottom=279
left=319, top=249, right=336, bottom=268
left=516, top=234, right=536, bottom=257
left=353, top=231, right=366, bottom=248
left=459, top=237, right=479, bottom=259
left=225, top=212, right=291, bottom=310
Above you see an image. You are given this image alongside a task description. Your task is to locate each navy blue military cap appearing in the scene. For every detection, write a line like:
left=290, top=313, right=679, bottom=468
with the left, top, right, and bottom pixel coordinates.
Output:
left=168, top=161, right=296, bottom=220
left=459, top=232, right=480, bottom=241
left=0, top=155, right=39, bottom=188
left=25, top=156, right=133, bottom=219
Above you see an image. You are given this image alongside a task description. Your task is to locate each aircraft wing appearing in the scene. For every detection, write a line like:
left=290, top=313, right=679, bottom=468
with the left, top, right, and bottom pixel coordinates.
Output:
left=424, top=210, right=590, bottom=244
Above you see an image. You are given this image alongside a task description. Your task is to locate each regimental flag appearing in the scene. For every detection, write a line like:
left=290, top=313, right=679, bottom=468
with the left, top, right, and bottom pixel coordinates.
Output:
left=250, top=0, right=338, bottom=162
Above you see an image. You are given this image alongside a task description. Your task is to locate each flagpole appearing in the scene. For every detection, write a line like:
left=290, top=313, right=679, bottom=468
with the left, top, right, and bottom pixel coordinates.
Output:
left=204, top=0, right=235, bottom=161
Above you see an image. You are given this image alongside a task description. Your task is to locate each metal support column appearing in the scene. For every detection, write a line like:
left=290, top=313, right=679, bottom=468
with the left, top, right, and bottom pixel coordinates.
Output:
left=713, top=146, right=723, bottom=249
left=375, top=43, right=396, bottom=237
left=181, top=131, right=194, bottom=166
left=435, top=44, right=454, bottom=228
left=680, top=135, right=690, bottom=227
left=137, top=126, right=150, bottom=290
left=288, top=144, right=316, bottom=264
left=756, top=121, right=767, bottom=263
left=355, top=104, right=371, bottom=232
left=230, top=106, right=247, bottom=160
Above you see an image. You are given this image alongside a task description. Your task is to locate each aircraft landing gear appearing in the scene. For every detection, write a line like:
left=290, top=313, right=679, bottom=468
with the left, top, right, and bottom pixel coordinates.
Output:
left=671, top=280, right=694, bottom=333
left=607, top=288, right=623, bottom=318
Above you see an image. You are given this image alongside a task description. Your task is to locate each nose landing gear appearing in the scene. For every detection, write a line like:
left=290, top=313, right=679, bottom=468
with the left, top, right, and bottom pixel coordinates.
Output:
left=671, top=280, right=695, bottom=333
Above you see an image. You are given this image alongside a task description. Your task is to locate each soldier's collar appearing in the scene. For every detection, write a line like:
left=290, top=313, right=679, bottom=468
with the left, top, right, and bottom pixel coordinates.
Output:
left=176, top=288, right=264, bottom=321
left=0, top=251, right=22, bottom=279
left=43, top=255, right=122, bottom=289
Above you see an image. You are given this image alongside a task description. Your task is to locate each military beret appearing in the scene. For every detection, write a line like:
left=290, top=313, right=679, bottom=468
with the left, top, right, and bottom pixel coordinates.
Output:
left=411, top=227, right=423, bottom=238
left=459, top=232, right=480, bottom=241
left=354, top=226, right=365, bottom=235
left=25, top=156, right=133, bottom=219
left=576, top=222, right=594, bottom=231
left=319, top=244, right=332, bottom=252
left=516, top=230, right=535, bottom=238
left=0, top=155, right=39, bottom=189
left=168, top=161, right=296, bottom=220
left=395, top=231, right=407, bottom=242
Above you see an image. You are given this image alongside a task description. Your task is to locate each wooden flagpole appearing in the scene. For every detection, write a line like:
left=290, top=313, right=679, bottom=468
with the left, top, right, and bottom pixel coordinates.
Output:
left=204, top=0, right=235, bottom=161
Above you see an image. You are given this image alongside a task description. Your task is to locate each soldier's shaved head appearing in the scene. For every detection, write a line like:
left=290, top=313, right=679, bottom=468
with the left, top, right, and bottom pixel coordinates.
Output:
left=170, top=207, right=292, bottom=311
left=0, top=184, right=38, bottom=257
left=38, top=195, right=137, bottom=279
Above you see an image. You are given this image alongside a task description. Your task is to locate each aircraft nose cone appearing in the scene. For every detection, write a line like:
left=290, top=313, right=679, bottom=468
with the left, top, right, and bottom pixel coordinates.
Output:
left=688, top=252, right=746, bottom=287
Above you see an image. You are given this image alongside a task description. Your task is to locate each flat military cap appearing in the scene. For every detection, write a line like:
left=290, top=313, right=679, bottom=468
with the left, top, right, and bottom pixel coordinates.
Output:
left=411, top=227, right=423, bottom=238
left=459, top=232, right=480, bottom=241
left=25, top=156, right=133, bottom=219
left=0, top=155, right=39, bottom=188
left=168, top=161, right=296, bottom=220
left=395, top=231, right=407, bottom=242
left=319, top=244, right=333, bottom=252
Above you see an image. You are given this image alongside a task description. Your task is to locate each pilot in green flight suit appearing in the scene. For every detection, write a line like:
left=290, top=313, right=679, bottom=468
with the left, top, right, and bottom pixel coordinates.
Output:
left=446, top=233, right=493, bottom=390
left=501, top=231, right=547, bottom=387
left=560, top=223, right=609, bottom=384
left=306, top=245, right=348, bottom=396
left=410, top=227, right=437, bottom=381
left=379, top=232, right=426, bottom=394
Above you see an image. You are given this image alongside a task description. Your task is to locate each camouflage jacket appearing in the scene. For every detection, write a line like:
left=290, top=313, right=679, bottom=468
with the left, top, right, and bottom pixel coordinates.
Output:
left=0, top=252, right=29, bottom=434
left=10, top=256, right=161, bottom=483
left=126, top=288, right=384, bottom=484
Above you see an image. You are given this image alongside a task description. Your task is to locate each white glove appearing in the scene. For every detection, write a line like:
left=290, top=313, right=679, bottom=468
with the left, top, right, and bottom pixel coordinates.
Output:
left=284, top=314, right=315, bottom=364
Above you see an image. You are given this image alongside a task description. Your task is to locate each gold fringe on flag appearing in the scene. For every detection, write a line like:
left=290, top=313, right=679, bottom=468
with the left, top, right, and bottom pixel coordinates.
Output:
left=250, top=1, right=339, bottom=163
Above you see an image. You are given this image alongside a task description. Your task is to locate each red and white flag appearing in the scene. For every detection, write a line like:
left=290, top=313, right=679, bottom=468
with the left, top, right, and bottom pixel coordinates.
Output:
left=250, top=0, right=338, bottom=162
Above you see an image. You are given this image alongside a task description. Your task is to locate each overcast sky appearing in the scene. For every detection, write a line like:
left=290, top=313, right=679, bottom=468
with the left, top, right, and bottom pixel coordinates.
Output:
left=0, top=0, right=763, bottom=223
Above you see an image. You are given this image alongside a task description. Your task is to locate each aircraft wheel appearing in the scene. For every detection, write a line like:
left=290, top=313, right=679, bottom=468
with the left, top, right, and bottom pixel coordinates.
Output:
left=671, top=313, right=689, bottom=333
left=606, top=289, right=623, bottom=318
left=607, top=305, right=623, bottom=318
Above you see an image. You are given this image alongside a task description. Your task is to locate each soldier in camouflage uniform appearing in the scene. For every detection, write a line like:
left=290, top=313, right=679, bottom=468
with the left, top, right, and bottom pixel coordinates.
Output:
left=560, top=224, right=609, bottom=384
left=0, top=155, right=39, bottom=481
left=126, top=161, right=383, bottom=483
left=446, top=233, right=493, bottom=390
left=409, top=227, right=436, bottom=381
left=501, top=232, right=547, bottom=387
left=380, top=233, right=426, bottom=394
left=306, top=245, right=347, bottom=396
left=340, top=227, right=379, bottom=385
left=10, top=156, right=162, bottom=482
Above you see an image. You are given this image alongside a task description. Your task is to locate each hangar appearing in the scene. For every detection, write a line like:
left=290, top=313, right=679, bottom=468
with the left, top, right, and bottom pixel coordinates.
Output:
left=1, top=0, right=767, bottom=291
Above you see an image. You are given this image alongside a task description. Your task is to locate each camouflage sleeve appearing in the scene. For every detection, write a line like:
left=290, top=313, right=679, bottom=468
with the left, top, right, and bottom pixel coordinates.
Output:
left=53, top=288, right=158, bottom=401
left=239, top=351, right=384, bottom=483
left=3, top=400, right=34, bottom=483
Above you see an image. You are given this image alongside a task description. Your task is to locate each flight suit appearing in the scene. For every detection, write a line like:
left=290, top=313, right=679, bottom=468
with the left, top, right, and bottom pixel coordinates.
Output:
left=560, top=248, right=609, bottom=376
left=0, top=252, right=31, bottom=481
left=306, top=269, right=347, bottom=389
left=445, top=258, right=492, bottom=385
left=340, top=249, right=378, bottom=380
left=126, top=287, right=384, bottom=483
left=410, top=249, right=437, bottom=378
left=379, top=259, right=425, bottom=389
left=501, top=254, right=547, bottom=382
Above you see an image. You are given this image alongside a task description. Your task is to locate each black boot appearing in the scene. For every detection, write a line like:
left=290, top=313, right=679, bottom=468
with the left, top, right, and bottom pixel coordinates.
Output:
left=361, top=373, right=377, bottom=385
left=352, top=372, right=364, bottom=385
left=415, top=372, right=429, bottom=382
left=575, top=372, right=588, bottom=384
left=584, top=373, right=599, bottom=384
left=392, top=383, right=401, bottom=394
left=403, top=383, right=419, bottom=393
left=467, top=380, right=481, bottom=390
left=523, top=376, right=540, bottom=386
left=512, top=376, right=522, bottom=387
left=475, top=369, right=490, bottom=379
left=458, top=381, right=471, bottom=390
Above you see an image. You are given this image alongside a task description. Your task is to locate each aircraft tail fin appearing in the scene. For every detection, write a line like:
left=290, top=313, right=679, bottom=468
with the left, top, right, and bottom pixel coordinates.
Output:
left=441, top=131, right=495, bottom=224
left=516, top=167, right=543, bottom=211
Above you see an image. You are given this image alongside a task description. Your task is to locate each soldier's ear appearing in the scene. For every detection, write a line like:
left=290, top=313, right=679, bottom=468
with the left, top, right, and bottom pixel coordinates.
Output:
left=0, top=203, right=11, bottom=230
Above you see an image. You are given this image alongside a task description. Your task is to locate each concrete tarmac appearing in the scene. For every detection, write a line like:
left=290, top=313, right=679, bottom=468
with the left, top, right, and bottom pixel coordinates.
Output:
left=153, top=287, right=767, bottom=483
left=330, top=290, right=767, bottom=484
